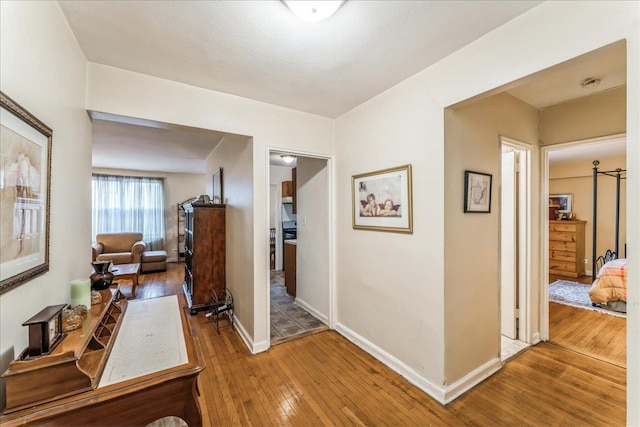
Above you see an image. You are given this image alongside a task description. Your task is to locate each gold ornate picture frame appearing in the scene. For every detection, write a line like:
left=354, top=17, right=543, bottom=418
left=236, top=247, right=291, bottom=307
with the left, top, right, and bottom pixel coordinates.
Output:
left=352, top=164, right=413, bottom=233
left=1, top=92, right=52, bottom=294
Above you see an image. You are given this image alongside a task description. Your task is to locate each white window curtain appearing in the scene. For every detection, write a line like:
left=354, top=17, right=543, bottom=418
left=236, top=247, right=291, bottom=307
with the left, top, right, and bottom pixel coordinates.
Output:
left=92, top=174, right=166, bottom=251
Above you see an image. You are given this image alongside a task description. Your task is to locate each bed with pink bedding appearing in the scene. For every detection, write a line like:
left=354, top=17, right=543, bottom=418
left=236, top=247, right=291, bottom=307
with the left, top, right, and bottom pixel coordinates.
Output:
left=588, top=258, right=627, bottom=313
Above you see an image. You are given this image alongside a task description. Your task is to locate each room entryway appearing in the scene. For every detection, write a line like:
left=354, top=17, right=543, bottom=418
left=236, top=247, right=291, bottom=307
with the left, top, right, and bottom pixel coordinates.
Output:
left=499, top=137, right=532, bottom=361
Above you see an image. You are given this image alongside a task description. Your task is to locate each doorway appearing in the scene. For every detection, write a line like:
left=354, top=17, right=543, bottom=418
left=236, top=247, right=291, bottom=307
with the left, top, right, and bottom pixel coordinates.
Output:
left=500, top=137, right=532, bottom=361
left=540, top=134, right=627, bottom=367
left=267, top=150, right=333, bottom=346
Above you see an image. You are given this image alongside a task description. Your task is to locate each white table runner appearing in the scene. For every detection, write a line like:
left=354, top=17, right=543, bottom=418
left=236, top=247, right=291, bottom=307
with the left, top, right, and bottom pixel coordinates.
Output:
left=98, top=295, right=188, bottom=387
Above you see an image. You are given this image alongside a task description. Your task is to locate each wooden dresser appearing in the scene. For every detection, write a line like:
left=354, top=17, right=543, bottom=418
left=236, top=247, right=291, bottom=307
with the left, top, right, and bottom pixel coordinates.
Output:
left=549, top=220, right=586, bottom=278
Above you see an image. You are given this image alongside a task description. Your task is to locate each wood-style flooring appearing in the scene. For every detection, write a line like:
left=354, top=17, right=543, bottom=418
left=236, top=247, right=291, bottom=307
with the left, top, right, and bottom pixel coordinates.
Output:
left=548, top=274, right=626, bottom=368
left=132, top=265, right=626, bottom=426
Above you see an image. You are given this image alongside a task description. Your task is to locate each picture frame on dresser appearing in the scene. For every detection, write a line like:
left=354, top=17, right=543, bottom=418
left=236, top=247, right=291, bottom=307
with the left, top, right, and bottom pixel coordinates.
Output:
left=549, top=193, right=572, bottom=214
left=0, top=92, right=53, bottom=295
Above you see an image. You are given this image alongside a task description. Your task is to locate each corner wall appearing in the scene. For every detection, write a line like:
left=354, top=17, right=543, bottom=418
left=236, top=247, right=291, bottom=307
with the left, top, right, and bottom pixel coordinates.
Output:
left=444, top=92, right=539, bottom=384
left=205, top=136, right=254, bottom=345
left=0, top=1, right=91, bottom=409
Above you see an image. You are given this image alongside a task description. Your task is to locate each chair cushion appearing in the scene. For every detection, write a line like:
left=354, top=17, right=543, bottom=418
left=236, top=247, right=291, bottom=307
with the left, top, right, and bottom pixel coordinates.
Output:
left=97, top=252, right=132, bottom=265
left=141, top=250, right=168, bottom=263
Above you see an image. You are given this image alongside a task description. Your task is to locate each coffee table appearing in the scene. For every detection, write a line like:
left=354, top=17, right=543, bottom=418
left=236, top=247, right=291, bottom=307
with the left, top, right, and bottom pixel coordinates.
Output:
left=111, top=263, right=140, bottom=296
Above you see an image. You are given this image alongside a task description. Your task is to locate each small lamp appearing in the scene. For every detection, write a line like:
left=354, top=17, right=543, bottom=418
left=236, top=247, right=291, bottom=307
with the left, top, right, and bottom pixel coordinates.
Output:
left=281, top=155, right=296, bottom=164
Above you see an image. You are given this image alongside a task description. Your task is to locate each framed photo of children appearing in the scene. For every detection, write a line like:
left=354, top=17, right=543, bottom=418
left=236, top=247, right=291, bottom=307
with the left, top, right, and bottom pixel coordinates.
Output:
left=1, top=91, right=53, bottom=295
left=352, top=164, right=413, bottom=233
left=464, top=170, right=492, bottom=213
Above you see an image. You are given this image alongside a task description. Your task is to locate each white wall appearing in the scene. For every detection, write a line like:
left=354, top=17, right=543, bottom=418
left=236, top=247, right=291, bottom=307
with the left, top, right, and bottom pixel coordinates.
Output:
left=335, top=0, right=639, bottom=412
left=204, top=135, right=254, bottom=344
left=295, top=157, right=330, bottom=322
left=0, top=1, right=91, bottom=409
left=92, top=168, right=207, bottom=261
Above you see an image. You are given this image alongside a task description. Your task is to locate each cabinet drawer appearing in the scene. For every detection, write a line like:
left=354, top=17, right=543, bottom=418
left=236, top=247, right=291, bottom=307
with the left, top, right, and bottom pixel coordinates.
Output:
left=549, top=231, right=577, bottom=242
left=549, top=240, right=576, bottom=252
left=549, top=250, right=576, bottom=262
left=549, top=260, right=577, bottom=273
left=550, top=223, right=577, bottom=232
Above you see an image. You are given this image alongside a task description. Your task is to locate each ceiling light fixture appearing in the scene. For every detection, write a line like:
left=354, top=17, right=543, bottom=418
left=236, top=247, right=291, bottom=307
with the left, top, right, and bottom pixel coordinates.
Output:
left=580, top=77, right=602, bottom=89
left=281, top=154, right=296, bottom=164
left=283, top=1, right=345, bottom=22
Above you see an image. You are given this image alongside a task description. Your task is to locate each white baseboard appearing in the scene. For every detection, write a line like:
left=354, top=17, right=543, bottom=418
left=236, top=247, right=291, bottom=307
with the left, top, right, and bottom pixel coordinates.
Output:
left=167, top=257, right=178, bottom=263
left=295, top=297, right=328, bottom=323
left=233, top=317, right=269, bottom=354
left=335, top=322, right=503, bottom=405
left=335, top=322, right=446, bottom=404
left=443, top=357, right=502, bottom=404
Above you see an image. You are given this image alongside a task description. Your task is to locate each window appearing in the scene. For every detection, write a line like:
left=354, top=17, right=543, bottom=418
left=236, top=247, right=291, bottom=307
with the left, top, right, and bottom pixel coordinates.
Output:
left=92, top=174, right=166, bottom=250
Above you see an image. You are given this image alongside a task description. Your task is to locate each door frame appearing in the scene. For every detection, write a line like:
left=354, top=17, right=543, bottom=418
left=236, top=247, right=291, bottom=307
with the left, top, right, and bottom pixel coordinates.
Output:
left=500, top=136, right=533, bottom=343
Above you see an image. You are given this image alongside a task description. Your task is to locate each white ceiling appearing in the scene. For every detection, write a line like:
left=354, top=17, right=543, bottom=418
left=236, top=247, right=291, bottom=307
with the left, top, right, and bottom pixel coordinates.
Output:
left=57, top=1, right=626, bottom=173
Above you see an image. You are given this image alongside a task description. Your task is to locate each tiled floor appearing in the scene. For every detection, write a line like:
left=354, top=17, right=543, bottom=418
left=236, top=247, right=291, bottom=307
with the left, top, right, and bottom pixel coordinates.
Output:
left=270, top=270, right=327, bottom=345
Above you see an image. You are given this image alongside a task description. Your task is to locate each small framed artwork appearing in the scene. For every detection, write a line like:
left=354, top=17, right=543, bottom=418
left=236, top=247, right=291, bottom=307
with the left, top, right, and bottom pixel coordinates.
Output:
left=464, top=170, right=492, bottom=213
left=212, top=167, right=223, bottom=204
left=549, top=194, right=572, bottom=213
left=1, top=92, right=53, bottom=295
left=352, top=164, right=413, bottom=233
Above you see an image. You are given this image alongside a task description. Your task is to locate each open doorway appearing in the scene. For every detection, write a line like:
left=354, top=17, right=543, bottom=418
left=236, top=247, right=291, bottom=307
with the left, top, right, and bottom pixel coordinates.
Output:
left=267, top=151, right=333, bottom=346
left=500, top=137, right=531, bottom=361
left=541, top=135, right=627, bottom=367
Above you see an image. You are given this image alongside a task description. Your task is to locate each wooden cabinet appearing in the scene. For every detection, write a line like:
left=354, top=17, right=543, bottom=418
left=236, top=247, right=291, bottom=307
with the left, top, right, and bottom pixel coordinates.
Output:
left=183, top=202, right=226, bottom=313
left=549, top=220, right=586, bottom=278
left=284, top=241, right=296, bottom=297
left=282, top=180, right=293, bottom=198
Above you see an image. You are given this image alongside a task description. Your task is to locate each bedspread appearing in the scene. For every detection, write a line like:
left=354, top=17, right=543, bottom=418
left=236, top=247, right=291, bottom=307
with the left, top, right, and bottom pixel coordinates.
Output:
left=588, top=258, right=627, bottom=303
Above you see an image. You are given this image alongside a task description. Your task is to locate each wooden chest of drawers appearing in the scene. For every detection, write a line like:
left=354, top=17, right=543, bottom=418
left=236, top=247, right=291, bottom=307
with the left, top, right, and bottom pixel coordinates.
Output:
left=549, top=220, right=586, bottom=278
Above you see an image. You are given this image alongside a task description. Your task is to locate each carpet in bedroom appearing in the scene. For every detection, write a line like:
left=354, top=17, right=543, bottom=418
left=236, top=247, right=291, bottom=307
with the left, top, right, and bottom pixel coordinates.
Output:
left=549, top=280, right=626, bottom=318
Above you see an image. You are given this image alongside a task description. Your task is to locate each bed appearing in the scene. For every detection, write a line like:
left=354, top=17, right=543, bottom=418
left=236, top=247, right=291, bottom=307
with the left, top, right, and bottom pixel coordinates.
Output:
left=588, top=160, right=627, bottom=313
left=588, top=257, right=627, bottom=313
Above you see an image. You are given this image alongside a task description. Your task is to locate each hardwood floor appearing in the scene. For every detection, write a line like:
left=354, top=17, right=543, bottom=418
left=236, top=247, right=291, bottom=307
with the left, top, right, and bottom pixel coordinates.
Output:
left=138, top=265, right=626, bottom=426
left=548, top=274, right=626, bottom=368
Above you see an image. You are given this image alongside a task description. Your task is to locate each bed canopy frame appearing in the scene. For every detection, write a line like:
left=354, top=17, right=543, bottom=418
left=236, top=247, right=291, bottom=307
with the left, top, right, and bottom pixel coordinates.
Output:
left=591, top=159, right=627, bottom=281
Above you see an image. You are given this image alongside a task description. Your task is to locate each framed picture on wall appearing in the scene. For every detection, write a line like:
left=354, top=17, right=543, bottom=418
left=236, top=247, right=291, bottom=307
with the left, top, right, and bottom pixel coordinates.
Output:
left=464, top=170, right=492, bottom=213
left=0, top=91, right=53, bottom=295
left=352, top=164, right=413, bottom=233
left=549, top=193, right=572, bottom=213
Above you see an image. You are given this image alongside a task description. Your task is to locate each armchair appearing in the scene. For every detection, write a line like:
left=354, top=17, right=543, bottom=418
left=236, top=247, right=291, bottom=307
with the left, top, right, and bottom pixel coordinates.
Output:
left=92, top=232, right=146, bottom=265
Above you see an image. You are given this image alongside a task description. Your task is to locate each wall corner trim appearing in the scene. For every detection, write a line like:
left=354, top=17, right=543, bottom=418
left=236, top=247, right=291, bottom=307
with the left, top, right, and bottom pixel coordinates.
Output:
left=335, top=322, right=446, bottom=404
left=443, top=357, right=502, bottom=404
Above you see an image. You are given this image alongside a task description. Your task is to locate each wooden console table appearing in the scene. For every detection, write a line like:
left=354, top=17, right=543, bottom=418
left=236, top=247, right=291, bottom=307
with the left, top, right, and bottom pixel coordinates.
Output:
left=0, top=292, right=205, bottom=426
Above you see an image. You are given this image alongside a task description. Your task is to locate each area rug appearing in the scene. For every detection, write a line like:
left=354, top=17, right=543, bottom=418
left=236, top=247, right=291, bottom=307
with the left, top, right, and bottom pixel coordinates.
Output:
left=549, top=280, right=626, bottom=318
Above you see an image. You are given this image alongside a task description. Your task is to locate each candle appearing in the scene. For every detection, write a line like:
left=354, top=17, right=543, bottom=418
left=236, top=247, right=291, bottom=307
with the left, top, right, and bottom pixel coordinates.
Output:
left=70, top=279, right=91, bottom=308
